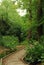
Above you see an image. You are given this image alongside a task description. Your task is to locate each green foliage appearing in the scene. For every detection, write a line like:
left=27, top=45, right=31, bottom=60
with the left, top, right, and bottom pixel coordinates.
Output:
left=39, top=35, right=44, bottom=45
left=24, top=42, right=44, bottom=63
left=0, top=0, right=31, bottom=41
left=0, top=0, right=22, bottom=35
left=0, top=36, right=19, bottom=50
left=21, top=39, right=29, bottom=46
left=0, top=52, right=6, bottom=58
left=0, top=0, right=44, bottom=64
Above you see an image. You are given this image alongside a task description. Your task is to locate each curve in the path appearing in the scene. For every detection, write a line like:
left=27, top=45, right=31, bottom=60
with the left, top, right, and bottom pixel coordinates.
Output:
left=2, top=49, right=28, bottom=65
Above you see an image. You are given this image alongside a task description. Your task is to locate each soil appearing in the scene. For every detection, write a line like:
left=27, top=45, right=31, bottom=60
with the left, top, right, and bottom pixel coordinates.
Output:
left=0, top=46, right=9, bottom=54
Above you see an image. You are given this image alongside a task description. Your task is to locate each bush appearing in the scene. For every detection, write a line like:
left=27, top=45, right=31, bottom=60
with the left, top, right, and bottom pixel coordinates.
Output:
left=0, top=52, right=6, bottom=58
left=39, top=35, right=44, bottom=45
left=24, top=42, right=44, bottom=64
left=0, top=36, right=3, bottom=45
left=0, top=36, right=19, bottom=50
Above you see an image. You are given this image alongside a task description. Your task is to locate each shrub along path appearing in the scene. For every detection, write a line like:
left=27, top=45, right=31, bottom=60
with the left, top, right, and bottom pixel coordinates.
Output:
left=2, top=46, right=28, bottom=65
left=0, top=46, right=9, bottom=54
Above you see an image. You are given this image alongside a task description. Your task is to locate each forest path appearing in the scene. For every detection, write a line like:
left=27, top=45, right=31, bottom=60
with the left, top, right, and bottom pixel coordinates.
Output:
left=2, top=46, right=28, bottom=65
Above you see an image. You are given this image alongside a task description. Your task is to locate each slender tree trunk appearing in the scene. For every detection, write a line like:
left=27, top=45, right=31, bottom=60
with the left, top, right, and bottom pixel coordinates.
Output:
left=27, top=0, right=32, bottom=39
left=37, top=0, right=43, bottom=37
left=29, top=0, right=32, bottom=20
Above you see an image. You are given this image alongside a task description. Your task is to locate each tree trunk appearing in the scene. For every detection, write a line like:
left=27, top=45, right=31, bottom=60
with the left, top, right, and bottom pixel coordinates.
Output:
left=29, top=0, right=32, bottom=20
left=27, top=0, right=32, bottom=39
left=37, top=0, right=43, bottom=37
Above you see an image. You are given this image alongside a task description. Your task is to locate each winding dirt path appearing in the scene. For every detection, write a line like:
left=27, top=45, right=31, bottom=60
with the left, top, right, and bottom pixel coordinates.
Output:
left=2, top=49, right=28, bottom=65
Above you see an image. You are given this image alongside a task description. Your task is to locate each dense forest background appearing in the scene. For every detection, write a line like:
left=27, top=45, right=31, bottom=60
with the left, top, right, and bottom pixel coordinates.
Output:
left=0, top=0, right=44, bottom=65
